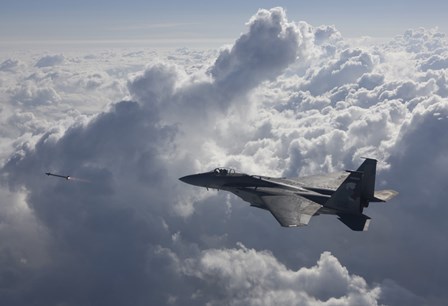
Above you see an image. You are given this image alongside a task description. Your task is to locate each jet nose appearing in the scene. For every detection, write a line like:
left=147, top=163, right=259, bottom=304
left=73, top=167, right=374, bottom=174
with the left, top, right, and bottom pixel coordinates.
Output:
left=179, top=174, right=208, bottom=187
left=179, top=174, right=198, bottom=185
left=179, top=175, right=190, bottom=183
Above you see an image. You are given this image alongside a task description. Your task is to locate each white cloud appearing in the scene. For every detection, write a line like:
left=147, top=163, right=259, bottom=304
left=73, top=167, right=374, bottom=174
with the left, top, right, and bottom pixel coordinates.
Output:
left=182, top=244, right=381, bottom=306
left=0, top=58, right=23, bottom=72
left=209, top=7, right=300, bottom=95
left=300, top=49, right=377, bottom=96
left=10, top=80, right=61, bottom=106
left=35, top=54, right=65, bottom=68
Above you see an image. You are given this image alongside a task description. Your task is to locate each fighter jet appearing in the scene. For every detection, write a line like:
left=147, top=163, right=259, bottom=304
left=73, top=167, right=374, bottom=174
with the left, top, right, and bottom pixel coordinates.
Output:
left=45, top=172, right=70, bottom=180
left=179, top=158, right=397, bottom=231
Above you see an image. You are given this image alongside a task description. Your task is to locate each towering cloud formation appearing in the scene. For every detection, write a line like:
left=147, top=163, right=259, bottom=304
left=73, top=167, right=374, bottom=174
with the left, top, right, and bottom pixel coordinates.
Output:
left=0, top=7, right=447, bottom=306
left=210, top=8, right=299, bottom=94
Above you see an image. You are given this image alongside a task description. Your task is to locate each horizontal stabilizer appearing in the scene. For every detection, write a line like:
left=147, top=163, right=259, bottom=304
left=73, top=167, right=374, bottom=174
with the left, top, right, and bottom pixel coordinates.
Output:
left=338, top=214, right=371, bottom=231
left=372, top=189, right=399, bottom=202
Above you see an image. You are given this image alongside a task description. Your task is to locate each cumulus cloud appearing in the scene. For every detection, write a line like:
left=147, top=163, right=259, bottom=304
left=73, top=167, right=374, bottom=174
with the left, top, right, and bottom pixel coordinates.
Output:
left=35, top=54, right=65, bottom=68
left=10, top=81, right=61, bottom=106
left=0, top=58, right=23, bottom=72
left=182, top=244, right=381, bottom=306
left=1, top=99, right=177, bottom=305
left=0, top=6, right=447, bottom=306
left=128, top=7, right=302, bottom=127
left=300, top=49, right=376, bottom=96
left=209, top=7, right=299, bottom=95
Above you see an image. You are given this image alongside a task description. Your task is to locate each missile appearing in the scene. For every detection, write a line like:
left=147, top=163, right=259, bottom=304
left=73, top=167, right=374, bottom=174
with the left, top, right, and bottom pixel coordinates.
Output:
left=45, top=172, right=70, bottom=180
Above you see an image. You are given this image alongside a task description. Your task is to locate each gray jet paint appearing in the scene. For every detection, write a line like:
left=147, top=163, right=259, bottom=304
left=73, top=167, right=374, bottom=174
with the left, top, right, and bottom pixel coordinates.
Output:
left=179, top=158, right=398, bottom=231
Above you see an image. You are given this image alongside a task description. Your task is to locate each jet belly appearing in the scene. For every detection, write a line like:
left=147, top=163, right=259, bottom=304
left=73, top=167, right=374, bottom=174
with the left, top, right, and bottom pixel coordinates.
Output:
left=224, top=186, right=290, bottom=207
left=227, top=181, right=341, bottom=216
left=226, top=187, right=265, bottom=208
left=226, top=186, right=324, bottom=210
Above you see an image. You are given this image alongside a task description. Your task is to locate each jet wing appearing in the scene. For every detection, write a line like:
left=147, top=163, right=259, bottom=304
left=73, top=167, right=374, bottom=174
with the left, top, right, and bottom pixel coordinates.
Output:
left=260, top=195, right=322, bottom=227
left=294, top=171, right=350, bottom=190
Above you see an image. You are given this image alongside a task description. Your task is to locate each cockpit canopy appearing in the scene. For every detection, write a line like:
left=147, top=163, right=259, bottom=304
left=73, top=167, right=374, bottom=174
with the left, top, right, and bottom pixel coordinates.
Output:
left=212, top=167, right=236, bottom=175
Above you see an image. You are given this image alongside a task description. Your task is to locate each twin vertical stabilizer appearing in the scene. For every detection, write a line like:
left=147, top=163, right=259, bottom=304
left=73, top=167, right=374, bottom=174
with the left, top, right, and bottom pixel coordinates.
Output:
left=325, top=158, right=396, bottom=231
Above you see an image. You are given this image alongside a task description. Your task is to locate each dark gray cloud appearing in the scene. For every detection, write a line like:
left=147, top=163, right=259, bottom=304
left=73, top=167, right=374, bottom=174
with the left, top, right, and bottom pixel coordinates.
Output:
left=1, top=7, right=448, bottom=306
left=384, top=97, right=448, bottom=300
left=1, top=99, right=177, bottom=305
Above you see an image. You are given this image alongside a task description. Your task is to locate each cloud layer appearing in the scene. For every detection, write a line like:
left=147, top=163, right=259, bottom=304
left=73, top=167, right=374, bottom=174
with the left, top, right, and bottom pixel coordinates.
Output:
left=1, top=7, right=447, bottom=306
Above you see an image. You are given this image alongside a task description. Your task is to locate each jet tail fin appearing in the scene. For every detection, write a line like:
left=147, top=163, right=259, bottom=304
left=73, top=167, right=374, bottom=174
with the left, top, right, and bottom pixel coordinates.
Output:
left=325, top=170, right=362, bottom=213
left=356, top=158, right=376, bottom=205
left=338, top=214, right=371, bottom=231
left=356, top=159, right=399, bottom=204
left=325, top=158, right=377, bottom=214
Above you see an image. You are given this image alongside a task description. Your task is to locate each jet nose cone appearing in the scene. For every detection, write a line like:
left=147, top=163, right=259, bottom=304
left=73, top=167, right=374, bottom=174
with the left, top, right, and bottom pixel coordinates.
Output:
left=179, top=175, right=197, bottom=185
left=179, top=175, right=189, bottom=183
left=179, top=174, right=208, bottom=187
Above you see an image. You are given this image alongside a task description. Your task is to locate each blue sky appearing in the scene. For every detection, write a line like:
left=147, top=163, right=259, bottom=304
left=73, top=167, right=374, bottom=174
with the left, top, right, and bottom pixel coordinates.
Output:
left=2, top=0, right=448, bottom=44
